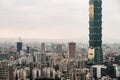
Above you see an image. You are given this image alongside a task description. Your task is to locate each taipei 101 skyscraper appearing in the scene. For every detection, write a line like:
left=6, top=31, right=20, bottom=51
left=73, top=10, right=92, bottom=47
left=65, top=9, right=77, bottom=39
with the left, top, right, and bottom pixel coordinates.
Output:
left=88, top=0, right=103, bottom=64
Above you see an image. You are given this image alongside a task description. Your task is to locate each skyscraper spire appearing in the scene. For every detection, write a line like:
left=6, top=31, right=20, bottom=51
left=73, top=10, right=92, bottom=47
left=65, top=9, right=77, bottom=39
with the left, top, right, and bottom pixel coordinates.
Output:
left=88, top=0, right=103, bottom=64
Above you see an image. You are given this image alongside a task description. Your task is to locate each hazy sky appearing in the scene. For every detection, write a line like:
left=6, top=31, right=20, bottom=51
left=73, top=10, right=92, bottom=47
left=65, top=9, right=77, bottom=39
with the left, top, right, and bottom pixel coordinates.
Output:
left=0, top=0, right=120, bottom=41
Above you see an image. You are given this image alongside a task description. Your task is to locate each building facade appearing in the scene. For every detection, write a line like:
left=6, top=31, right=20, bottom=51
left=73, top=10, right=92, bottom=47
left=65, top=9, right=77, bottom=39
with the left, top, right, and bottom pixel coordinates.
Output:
left=41, top=42, right=45, bottom=53
left=88, top=0, right=103, bottom=64
left=68, top=42, right=76, bottom=58
left=0, top=62, right=12, bottom=80
left=55, top=44, right=63, bottom=54
left=17, top=42, right=22, bottom=53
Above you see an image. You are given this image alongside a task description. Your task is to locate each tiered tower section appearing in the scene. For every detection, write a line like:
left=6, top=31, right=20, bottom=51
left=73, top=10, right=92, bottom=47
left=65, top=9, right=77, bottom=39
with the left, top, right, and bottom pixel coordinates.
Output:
left=88, top=0, right=103, bottom=64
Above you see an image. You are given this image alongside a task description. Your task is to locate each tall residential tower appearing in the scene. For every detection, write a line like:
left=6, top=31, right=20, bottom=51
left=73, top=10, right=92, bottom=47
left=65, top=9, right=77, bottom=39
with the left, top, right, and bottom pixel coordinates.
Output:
left=88, top=0, right=103, bottom=64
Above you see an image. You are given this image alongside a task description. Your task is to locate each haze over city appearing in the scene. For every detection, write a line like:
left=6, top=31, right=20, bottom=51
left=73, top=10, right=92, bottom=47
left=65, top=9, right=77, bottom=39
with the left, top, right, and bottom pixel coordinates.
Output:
left=0, top=0, right=120, bottom=42
left=1, top=0, right=120, bottom=80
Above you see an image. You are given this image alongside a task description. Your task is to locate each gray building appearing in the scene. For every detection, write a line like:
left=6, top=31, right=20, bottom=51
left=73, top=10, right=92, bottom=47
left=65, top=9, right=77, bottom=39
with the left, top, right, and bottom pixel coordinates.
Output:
left=41, top=42, right=45, bottom=53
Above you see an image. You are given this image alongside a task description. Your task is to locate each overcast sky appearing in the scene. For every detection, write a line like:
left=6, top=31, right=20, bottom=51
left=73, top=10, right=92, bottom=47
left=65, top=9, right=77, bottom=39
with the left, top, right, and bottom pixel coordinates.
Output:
left=0, top=0, right=120, bottom=42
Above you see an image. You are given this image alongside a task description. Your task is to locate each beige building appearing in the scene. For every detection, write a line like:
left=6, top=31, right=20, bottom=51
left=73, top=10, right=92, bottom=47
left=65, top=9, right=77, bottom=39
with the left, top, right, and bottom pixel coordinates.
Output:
left=0, top=62, right=10, bottom=80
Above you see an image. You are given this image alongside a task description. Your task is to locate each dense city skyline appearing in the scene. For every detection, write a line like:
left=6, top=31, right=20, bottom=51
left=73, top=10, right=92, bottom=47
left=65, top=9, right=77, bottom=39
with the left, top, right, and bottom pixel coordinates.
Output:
left=0, top=0, right=120, bottom=42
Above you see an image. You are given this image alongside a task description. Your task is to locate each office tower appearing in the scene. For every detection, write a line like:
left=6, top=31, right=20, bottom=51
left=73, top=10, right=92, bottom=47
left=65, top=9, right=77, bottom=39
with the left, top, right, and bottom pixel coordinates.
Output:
left=41, top=42, right=46, bottom=64
left=17, top=42, right=22, bottom=53
left=55, top=44, right=63, bottom=54
left=88, top=0, right=103, bottom=64
left=68, top=42, right=76, bottom=58
left=41, top=42, right=45, bottom=53
left=27, top=46, right=30, bottom=53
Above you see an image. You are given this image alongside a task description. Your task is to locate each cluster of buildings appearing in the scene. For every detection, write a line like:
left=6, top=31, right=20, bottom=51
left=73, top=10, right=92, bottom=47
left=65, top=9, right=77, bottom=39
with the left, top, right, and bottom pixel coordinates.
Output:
left=0, top=41, right=87, bottom=80
left=1, top=41, right=120, bottom=80
left=0, top=0, right=120, bottom=80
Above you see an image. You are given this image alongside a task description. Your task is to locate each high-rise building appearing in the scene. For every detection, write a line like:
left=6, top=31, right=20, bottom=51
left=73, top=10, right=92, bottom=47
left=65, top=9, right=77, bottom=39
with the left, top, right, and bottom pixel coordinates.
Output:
left=17, top=42, right=22, bottom=53
left=26, top=46, right=30, bottom=53
left=41, top=42, right=45, bottom=53
left=0, top=62, right=14, bottom=80
left=68, top=42, right=76, bottom=58
left=55, top=44, right=63, bottom=54
left=88, top=0, right=103, bottom=64
left=0, top=62, right=9, bottom=79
